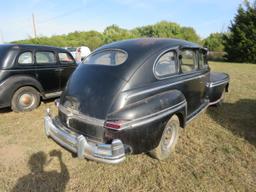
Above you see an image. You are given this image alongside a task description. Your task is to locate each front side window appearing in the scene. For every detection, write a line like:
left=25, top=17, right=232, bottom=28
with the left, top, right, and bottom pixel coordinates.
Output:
left=36, top=51, right=56, bottom=64
left=198, top=50, right=207, bottom=69
left=83, top=50, right=127, bottom=65
left=154, top=51, right=178, bottom=77
left=58, top=52, right=75, bottom=63
left=18, top=52, right=33, bottom=64
left=180, top=49, right=197, bottom=73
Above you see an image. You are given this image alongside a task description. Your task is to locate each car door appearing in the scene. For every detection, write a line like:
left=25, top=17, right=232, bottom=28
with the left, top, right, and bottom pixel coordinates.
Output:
left=34, top=50, right=60, bottom=93
left=179, top=48, right=208, bottom=117
left=14, top=50, right=36, bottom=78
left=57, top=52, right=77, bottom=90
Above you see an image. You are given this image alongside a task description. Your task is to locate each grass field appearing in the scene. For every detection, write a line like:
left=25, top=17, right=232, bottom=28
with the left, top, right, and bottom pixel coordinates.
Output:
left=0, top=61, right=255, bottom=192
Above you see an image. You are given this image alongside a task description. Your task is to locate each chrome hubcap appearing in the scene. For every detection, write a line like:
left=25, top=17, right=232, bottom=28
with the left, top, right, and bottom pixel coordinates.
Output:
left=162, top=123, right=177, bottom=150
left=19, top=93, right=35, bottom=108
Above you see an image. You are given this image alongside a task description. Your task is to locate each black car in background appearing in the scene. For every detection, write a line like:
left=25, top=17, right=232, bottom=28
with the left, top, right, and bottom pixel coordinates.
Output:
left=44, top=38, right=229, bottom=164
left=0, top=44, right=76, bottom=112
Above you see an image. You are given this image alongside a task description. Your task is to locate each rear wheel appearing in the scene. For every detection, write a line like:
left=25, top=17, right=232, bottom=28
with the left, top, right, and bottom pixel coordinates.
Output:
left=150, top=115, right=180, bottom=160
left=11, top=86, right=40, bottom=112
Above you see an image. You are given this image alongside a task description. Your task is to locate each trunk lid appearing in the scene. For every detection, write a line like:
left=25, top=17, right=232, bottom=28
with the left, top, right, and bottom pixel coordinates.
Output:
left=59, top=64, right=127, bottom=140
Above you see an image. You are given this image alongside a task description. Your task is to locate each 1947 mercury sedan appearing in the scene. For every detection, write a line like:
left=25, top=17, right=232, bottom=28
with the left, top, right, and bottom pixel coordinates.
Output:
left=44, top=38, right=229, bottom=164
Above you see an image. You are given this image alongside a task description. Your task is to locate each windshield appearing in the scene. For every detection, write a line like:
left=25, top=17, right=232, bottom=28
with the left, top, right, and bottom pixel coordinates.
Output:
left=83, top=49, right=128, bottom=65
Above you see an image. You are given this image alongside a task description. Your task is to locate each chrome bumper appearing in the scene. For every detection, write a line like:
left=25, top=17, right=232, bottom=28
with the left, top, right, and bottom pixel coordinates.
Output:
left=44, top=112, right=125, bottom=164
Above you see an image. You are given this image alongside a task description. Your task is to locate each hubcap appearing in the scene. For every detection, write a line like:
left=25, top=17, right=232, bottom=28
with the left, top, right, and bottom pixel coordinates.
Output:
left=162, top=123, right=177, bottom=150
left=19, top=93, right=35, bottom=108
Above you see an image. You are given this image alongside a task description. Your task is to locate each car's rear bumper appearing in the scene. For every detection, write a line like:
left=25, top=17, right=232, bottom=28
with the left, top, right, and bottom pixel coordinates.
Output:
left=44, top=110, right=125, bottom=164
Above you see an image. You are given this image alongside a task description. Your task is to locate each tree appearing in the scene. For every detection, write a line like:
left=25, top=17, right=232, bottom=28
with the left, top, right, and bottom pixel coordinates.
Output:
left=203, top=33, right=225, bottom=51
left=103, top=25, right=137, bottom=43
left=134, top=21, right=200, bottom=43
left=224, top=0, right=256, bottom=63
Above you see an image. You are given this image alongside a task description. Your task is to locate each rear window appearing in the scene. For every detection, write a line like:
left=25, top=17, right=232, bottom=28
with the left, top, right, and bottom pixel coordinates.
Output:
left=83, top=50, right=128, bottom=65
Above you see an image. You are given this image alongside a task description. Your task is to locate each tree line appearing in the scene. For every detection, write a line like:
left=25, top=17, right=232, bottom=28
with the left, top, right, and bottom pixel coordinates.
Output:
left=13, top=21, right=200, bottom=51
left=14, top=0, right=256, bottom=63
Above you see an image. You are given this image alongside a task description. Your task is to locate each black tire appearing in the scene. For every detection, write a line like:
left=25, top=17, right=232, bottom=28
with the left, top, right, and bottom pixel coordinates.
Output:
left=150, top=115, right=180, bottom=160
left=11, top=86, right=40, bottom=112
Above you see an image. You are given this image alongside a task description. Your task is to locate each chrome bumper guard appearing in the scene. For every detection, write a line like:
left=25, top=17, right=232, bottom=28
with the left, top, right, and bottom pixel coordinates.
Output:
left=44, top=112, right=125, bottom=164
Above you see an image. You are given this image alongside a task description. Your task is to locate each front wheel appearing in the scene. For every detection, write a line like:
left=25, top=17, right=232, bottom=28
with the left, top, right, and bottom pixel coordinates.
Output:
left=11, top=86, right=40, bottom=112
left=150, top=115, right=180, bottom=160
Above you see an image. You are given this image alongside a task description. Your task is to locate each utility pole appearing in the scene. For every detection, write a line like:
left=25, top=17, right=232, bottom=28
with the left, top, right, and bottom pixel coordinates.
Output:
left=32, top=13, right=37, bottom=38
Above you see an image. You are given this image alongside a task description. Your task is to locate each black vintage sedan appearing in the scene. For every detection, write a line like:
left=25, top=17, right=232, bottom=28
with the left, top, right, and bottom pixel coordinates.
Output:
left=0, top=44, right=76, bottom=112
left=44, top=38, right=229, bottom=164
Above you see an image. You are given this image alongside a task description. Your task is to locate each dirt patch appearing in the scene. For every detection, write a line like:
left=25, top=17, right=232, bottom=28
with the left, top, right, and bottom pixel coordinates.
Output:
left=0, top=144, right=27, bottom=167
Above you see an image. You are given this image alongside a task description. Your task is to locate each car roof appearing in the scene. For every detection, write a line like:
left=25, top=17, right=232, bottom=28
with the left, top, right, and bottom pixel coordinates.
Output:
left=0, top=44, right=74, bottom=69
left=98, top=38, right=201, bottom=52
left=90, top=38, right=203, bottom=81
left=0, top=44, right=68, bottom=52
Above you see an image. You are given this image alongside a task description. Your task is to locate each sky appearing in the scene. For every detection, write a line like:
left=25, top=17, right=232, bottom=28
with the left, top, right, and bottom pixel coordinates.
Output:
left=0, top=0, right=247, bottom=42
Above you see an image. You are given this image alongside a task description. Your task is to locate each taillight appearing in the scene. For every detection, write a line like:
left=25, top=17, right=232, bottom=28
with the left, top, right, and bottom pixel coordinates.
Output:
left=104, top=120, right=125, bottom=130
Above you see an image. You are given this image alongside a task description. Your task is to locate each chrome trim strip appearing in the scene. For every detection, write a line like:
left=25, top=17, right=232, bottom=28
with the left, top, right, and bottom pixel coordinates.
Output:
left=186, top=102, right=209, bottom=124
left=208, top=79, right=229, bottom=88
left=131, top=101, right=187, bottom=128
left=105, top=100, right=187, bottom=130
left=209, top=92, right=225, bottom=105
left=127, top=74, right=205, bottom=99
left=59, top=105, right=105, bottom=127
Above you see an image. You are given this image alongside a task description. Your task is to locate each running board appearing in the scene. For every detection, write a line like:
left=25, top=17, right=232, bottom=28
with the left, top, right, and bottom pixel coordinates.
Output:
left=44, top=91, right=62, bottom=99
left=186, top=100, right=209, bottom=124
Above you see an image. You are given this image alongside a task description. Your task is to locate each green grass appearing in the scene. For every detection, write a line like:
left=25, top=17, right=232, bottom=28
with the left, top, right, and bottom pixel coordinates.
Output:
left=0, top=61, right=255, bottom=192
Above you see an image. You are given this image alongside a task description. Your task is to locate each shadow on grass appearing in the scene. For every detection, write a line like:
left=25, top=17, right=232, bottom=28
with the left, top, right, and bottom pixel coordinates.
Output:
left=11, top=150, right=69, bottom=192
left=207, top=99, right=256, bottom=147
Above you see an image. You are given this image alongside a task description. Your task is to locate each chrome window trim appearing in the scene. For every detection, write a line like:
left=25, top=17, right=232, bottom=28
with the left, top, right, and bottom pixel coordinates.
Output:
left=82, top=48, right=128, bottom=66
left=180, top=48, right=199, bottom=73
left=127, top=73, right=206, bottom=99
left=17, top=51, right=33, bottom=65
left=35, top=51, right=57, bottom=65
left=153, top=46, right=179, bottom=80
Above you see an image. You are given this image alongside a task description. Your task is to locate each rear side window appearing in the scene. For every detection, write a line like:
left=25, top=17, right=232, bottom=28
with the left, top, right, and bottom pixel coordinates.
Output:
left=18, top=52, right=33, bottom=64
left=83, top=50, right=127, bottom=65
left=58, top=52, right=74, bottom=63
left=154, top=51, right=178, bottom=77
left=36, top=51, right=56, bottom=64
left=180, top=50, right=198, bottom=73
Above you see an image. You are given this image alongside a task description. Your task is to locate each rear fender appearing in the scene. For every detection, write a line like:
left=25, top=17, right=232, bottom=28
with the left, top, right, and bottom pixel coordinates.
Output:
left=107, top=90, right=187, bottom=128
left=104, top=90, right=187, bottom=153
